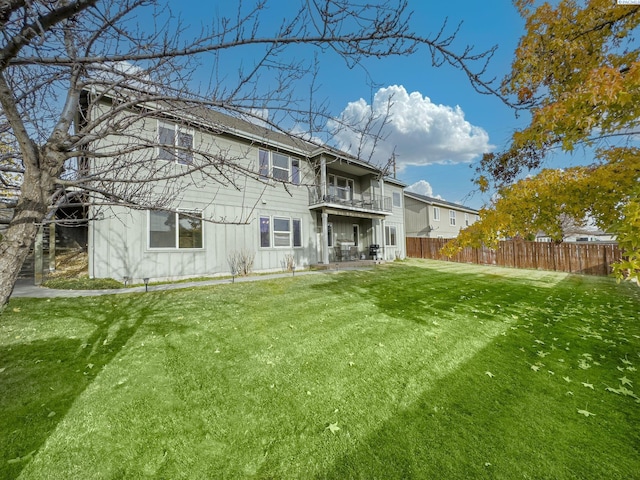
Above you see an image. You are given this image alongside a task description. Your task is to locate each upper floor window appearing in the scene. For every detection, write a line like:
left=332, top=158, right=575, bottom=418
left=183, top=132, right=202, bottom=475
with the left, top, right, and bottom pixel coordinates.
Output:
left=465, top=213, right=470, bottom=226
left=433, top=207, right=440, bottom=221
left=259, top=149, right=300, bottom=184
left=149, top=210, right=202, bottom=249
left=449, top=210, right=456, bottom=226
left=328, top=174, right=354, bottom=201
left=158, top=121, right=193, bottom=165
left=392, top=191, right=402, bottom=208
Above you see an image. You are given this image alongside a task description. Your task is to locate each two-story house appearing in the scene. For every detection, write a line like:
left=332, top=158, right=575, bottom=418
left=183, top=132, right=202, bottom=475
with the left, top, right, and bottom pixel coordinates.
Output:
left=404, top=191, right=478, bottom=239
left=83, top=91, right=405, bottom=282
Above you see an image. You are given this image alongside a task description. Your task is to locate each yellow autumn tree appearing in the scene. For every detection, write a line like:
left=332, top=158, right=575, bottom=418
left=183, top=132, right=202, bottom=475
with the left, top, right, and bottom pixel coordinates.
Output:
left=449, top=0, right=640, bottom=283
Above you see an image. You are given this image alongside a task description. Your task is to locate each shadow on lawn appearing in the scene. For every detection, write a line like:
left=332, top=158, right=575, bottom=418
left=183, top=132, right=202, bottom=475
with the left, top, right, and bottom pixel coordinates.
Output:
left=315, top=265, right=552, bottom=325
left=314, top=271, right=640, bottom=480
left=0, top=294, right=164, bottom=479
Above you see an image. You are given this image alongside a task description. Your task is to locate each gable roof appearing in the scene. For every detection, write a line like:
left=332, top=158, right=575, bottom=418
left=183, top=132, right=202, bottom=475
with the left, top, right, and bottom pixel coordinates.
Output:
left=404, top=191, right=479, bottom=214
left=87, top=86, right=391, bottom=175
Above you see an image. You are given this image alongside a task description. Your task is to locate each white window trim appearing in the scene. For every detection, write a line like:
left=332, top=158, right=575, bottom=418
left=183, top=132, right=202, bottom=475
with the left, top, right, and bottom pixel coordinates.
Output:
left=258, top=149, right=301, bottom=185
left=385, top=225, right=397, bottom=247
left=449, top=210, right=456, bottom=226
left=258, top=214, right=303, bottom=249
left=433, top=206, right=440, bottom=221
left=158, top=121, right=194, bottom=165
left=147, top=209, right=204, bottom=250
left=392, top=191, right=402, bottom=208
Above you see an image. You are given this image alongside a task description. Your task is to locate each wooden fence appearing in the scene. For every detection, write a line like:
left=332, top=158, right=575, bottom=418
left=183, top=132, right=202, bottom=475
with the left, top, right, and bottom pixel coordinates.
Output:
left=406, top=237, right=622, bottom=276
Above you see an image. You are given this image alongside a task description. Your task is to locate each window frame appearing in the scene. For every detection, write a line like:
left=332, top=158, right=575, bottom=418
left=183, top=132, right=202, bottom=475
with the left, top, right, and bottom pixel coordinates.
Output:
left=433, top=206, right=440, bottom=221
left=273, top=216, right=291, bottom=247
left=148, top=210, right=203, bottom=250
left=465, top=213, right=470, bottom=226
left=392, top=191, right=402, bottom=208
left=259, top=215, right=303, bottom=249
left=449, top=210, right=456, bottom=226
left=157, top=121, right=194, bottom=165
left=258, top=149, right=301, bottom=185
left=385, top=225, right=397, bottom=247
left=260, top=216, right=271, bottom=248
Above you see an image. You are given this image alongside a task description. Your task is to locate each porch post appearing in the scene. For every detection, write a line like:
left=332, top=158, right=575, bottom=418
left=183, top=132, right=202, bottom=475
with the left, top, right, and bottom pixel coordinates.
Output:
left=320, top=156, right=327, bottom=200
left=321, top=211, right=329, bottom=264
left=380, top=178, right=386, bottom=260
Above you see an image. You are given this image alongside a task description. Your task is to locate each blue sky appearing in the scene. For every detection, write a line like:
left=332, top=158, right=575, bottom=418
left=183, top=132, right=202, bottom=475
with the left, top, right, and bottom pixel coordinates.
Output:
left=168, top=1, right=581, bottom=210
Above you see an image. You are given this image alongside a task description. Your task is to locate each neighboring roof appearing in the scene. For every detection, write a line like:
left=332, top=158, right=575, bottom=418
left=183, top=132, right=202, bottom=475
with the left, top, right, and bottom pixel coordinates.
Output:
left=404, top=191, right=479, bottom=214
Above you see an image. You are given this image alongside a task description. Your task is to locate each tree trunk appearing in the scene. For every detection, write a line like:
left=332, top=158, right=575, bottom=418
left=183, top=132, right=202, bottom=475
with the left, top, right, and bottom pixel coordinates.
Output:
left=0, top=151, right=54, bottom=309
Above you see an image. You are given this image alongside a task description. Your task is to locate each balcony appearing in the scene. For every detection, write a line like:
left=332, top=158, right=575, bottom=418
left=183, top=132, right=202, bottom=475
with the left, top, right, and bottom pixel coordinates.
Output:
left=308, top=186, right=392, bottom=214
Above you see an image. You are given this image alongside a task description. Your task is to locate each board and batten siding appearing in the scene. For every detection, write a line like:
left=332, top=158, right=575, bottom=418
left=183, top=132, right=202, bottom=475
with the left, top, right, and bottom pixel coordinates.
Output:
left=88, top=111, right=318, bottom=281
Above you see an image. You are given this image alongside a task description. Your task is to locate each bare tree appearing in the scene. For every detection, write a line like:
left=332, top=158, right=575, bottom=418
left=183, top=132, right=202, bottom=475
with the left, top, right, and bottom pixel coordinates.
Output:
left=0, top=0, right=500, bottom=308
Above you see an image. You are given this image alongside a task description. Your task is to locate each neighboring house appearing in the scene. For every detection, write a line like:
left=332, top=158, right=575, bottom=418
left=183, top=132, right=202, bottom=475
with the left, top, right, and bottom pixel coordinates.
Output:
left=536, top=230, right=617, bottom=243
left=403, top=191, right=479, bottom=239
left=85, top=92, right=406, bottom=282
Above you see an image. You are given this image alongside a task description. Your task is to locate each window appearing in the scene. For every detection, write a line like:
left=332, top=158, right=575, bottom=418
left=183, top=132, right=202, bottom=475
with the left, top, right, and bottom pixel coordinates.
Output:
left=449, top=210, right=456, bottom=226
left=433, top=207, right=440, bottom=221
left=149, top=210, right=202, bottom=249
left=259, top=150, right=270, bottom=178
left=158, top=121, right=193, bottom=164
left=272, top=153, right=289, bottom=181
left=465, top=213, right=470, bottom=226
left=258, top=149, right=300, bottom=185
left=259, top=215, right=302, bottom=248
left=327, top=223, right=333, bottom=247
left=291, top=159, right=300, bottom=184
left=260, top=216, right=271, bottom=247
left=385, top=225, right=397, bottom=246
left=328, top=174, right=354, bottom=201
left=353, top=224, right=359, bottom=247
left=293, top=219, right=302, bottom=247
left=392, top=191, right=402, bottom=208
left=273, top=217, right=291, bottom=247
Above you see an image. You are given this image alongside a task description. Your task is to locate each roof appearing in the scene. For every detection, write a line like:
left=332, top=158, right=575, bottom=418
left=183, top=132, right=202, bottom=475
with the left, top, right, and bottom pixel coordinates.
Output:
left=404, top=191, right=479, bottom=214
left=87, top=86, right=389, bottom=175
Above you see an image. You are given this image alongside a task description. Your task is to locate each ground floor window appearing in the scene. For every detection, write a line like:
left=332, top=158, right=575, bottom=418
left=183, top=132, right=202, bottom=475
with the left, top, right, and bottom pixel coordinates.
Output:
left=385, top=225, right=397, bottom=246
left=149, top=210, right=202, bottom=249
left=260, top=215, right=302, bottom=248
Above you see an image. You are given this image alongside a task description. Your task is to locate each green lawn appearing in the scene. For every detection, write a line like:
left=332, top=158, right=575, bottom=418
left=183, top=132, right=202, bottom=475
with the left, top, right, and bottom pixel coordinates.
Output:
left=2, top=260, right=639, bottom=479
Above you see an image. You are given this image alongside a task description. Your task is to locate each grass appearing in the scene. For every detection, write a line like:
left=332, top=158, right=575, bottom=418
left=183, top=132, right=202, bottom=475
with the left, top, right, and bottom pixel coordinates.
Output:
left=1, top=259, right=639, bottom=479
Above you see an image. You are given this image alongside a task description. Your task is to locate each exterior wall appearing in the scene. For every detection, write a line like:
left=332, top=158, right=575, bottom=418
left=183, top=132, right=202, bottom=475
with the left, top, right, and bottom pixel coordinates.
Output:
left=404, top=196, right=431, bottom=237
left=404, top=194, right=478, bottom=239
left=89, top=113, right=318, bottom=282
left=381, top=182, right=406, bottom=260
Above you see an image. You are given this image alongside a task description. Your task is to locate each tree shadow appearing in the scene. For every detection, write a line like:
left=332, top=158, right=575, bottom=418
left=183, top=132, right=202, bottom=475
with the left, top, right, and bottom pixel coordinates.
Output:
left=312, top=265, right=556, bottom=326
left=0, top=294, right=169, bottom=479
left=314, top=271, right=640, bottom=479
left=316, top=325, right=638, bottom=479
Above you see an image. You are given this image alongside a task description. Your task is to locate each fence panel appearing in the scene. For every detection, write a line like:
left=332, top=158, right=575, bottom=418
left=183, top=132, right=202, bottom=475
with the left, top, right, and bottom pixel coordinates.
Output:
left=406, top=237, right=621, bottom=277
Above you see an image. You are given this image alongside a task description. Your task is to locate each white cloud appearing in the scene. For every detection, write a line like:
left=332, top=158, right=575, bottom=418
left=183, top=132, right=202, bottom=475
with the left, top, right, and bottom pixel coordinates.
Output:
left=330, top=85, right=492, bottom=168
left=406, top=180, right=443, bottom=200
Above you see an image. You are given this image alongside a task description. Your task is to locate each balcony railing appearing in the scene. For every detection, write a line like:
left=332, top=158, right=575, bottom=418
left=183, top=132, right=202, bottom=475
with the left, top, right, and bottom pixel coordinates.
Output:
left=309, top=186, right=392, bottom=213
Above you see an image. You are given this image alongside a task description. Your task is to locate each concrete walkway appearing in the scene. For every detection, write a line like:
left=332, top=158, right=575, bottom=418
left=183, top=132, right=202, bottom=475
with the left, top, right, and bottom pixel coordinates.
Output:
left=9, top=268, right=357, bottom=299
